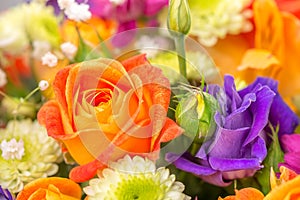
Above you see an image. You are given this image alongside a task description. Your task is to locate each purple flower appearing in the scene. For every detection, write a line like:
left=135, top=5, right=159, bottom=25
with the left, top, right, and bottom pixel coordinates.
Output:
left=238, top=77, right=299, bottom=136
left=167, top=75, right=280, bottom=186
left=0, top=186, right=13, bottom=200
left=89, top=0, right=168, bottom=46
left=279, top=134, right=300, bottom=174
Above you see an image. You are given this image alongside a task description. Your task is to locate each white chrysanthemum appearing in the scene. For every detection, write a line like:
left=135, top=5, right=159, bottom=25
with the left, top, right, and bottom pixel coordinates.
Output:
left=189, top=0, right=253, bottom=46
left=84, top=155, right=190, bottom=200
left=0, top=119, right=63, bottom=193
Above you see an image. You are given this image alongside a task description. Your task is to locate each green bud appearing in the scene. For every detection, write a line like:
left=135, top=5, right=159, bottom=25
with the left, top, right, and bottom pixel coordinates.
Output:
left=167, top=0, right=191, bottom=35
left=175, top=90, right=219, bottom=143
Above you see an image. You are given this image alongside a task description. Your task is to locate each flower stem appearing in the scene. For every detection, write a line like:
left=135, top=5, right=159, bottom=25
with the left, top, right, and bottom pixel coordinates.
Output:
left=174, top=35, right=187, bottom=79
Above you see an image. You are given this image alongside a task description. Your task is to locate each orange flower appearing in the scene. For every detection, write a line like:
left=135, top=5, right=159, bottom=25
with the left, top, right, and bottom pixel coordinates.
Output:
left=16, top=177, right=82, bottom=200
left=218, top=188, right=264, bottom=200
left=61, top=16, right=116, bottom=47
left=37, top=54, right=183, bottom=182
left=205, top=0, right=300, bottom=110
left=265, top=166, right=300, bottom=200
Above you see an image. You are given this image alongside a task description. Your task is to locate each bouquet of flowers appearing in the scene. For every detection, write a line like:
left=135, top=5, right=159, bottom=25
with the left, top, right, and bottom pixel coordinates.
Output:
left=0, top=0, right=300, bottom=199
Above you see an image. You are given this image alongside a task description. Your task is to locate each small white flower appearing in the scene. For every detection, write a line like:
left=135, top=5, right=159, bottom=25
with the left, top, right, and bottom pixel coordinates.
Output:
left=58, top=0, right=75, bottom=10
left=1, top=139, right=25, bottom=160
left=41, top=52, right=58, bottom=67
left=38, top=80, right=49, bottom=91
left=32, top=40, right=51, bottom=59
left=64, top=3, right=91, bottom=22
left=84, top=155, right=190, bottom=200
left=60, top=42, right=77, bottom=59
left=0, top=68, right=7, bottom=88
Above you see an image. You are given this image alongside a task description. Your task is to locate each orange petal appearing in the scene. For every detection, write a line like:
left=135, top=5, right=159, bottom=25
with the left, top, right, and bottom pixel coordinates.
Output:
left=53, top=65, right=75, bottom=134
left=152, top=118, right=184, bottom=152
left=204, top=34, right=252, bottom=76
left=237, top=48, right=281, bottom=83
left=121, top=54, right=149, bottom=72
left=69, top=159, right=106, bottom=183
left=61, top=16, right=116, bottom=47
left=16, top=177, right=82, bottom=200
left=265, top=176, right=300, bottom=200
left=37, top=100, right=65, bottom=139
left=218, top=188, right=264, bottom=200
left=235, top=188, right=264, bottom=200
left=254, top=0, right=285, bottom=62
left=277, top=12, right=300, bottom=98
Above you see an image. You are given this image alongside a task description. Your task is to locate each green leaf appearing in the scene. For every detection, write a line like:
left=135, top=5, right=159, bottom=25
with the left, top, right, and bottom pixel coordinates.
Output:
left=256, top=124, right=284, bottom=194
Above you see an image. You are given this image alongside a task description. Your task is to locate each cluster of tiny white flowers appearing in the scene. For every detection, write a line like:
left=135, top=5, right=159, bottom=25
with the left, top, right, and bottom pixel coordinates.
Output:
left=41, top=51, right=58, bottom=67
left=58, top=0, right=91, bottom=22
left=0, top=139, right=25, bottom=160
left=60, top=42, right=77, bottom=59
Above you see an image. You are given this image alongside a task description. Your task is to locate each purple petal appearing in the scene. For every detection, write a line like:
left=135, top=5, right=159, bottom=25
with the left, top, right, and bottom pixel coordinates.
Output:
left=89, top=0, right=116, bottom=17
left=223, top=75, right=242, bottom=112
left=280, top=134, right=300, bottom=153
left=111, top=21, right=137, bottom=47
left=251, top=136, right=267, bottom=162
left=208, top=157, right=262, bottom=171
left=243, top=85, right=275, bottom=145
left=222, top=169, right=258, bottom=180
left=204, top=124, right=250, bottom=158
left=199, top=172, right=232, bottom=187
left=144, top=0, right=168, bottom=16
left=165, top=153, right=216, bottom=176
left=223, top=92, right=255, bottom=129
left=115, top=0, right=145, bottom=22
left=239, top=77, right=299, bottom=136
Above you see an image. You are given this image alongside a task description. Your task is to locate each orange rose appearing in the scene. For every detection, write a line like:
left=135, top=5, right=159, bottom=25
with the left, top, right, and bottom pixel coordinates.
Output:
left=16, top=177, right=82, bottom=200
left=38, top=54, right=183, bottom=182
left=265, top=166, right=300, bottom=200
left=218, top=188, right=264, bottom=200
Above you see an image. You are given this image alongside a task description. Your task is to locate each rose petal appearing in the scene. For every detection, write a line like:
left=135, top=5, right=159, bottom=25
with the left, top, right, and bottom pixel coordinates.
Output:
left=16, top=177, right=82, bottom=200
left=69, top=159, right=106, bottom=183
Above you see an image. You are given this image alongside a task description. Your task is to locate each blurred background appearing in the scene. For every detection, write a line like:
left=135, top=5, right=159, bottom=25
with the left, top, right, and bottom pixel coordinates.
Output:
left=1, top=0, right=23, bottom=11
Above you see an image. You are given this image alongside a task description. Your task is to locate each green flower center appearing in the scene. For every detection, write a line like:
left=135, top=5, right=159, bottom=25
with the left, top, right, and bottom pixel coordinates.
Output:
left=115, top=175, right=165, bottom=200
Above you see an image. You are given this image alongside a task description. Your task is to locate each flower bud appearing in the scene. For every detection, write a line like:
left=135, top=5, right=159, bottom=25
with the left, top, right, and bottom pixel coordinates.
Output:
left=167, top=0, right=191, bottom=36
left=175, top=90, right=219, bottom=143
